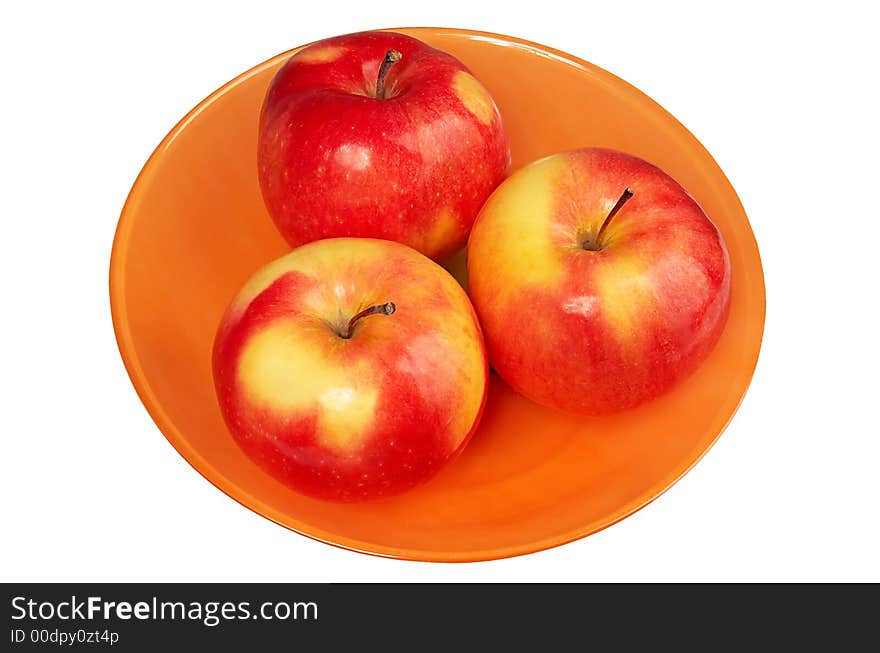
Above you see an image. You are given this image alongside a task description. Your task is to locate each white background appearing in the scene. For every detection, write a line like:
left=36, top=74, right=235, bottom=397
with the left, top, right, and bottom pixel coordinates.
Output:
left=2, top=0, right=878, bottom=582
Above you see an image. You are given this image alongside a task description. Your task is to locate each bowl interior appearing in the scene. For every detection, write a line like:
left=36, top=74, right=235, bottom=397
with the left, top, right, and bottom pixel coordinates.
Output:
left=111, top=28, right=765, bottom=561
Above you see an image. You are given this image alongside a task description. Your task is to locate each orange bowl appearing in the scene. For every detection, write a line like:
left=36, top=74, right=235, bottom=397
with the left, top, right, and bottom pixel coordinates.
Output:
left=110, top=28, right=765, bottom=562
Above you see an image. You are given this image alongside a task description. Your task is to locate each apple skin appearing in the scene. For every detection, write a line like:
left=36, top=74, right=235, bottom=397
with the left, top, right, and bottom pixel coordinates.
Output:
left=466, top=148, right=731, bottom=415
left=258, top=30, right=511, bottom=261
left=212, top=238, right=488, bottom=501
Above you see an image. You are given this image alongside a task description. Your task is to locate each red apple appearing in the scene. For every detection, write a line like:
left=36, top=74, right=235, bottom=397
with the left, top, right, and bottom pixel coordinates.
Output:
left=213, top=238, right=488, bottom=501
left=258, top=30, right=511, bottom=261
left=467, top=148, right=731, bottom=415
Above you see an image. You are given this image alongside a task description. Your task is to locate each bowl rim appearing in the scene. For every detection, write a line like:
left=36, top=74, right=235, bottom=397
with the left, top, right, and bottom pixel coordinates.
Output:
left=109, top=26, right=766, bottom=563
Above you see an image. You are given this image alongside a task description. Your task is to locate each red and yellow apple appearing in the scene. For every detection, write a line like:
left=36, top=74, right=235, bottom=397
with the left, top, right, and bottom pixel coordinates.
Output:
left=258, top=30, right=511, bottom=261
left=213, top=238, right=488, bottom=501
left=467, top=148, right=731, bottom=415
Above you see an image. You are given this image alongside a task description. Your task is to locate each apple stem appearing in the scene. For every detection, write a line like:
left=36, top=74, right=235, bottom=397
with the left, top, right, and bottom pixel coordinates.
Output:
left=593, top=187, right=634, bottom=248
left=341, top=302, right=396, bottom=339
left=376, top=49, right=402, bottom=99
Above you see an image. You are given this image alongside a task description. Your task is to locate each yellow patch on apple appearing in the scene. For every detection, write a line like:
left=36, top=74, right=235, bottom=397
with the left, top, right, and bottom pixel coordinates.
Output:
left=452, top=71, right=495, bottom=126
left=445, top=333, right=487, bottom=446
left=316, top=385, right=379, bottom=453
left=421, top=207, right=460, bottom=259
left=468, top=154, right=568, bottom=299
left=593, top=255, right=655, bottom=345
left=229, top=239, right=393, bottom=319
left=237, top=320, right=378, bottom=453
left=295, top=45, right=347, bottom=64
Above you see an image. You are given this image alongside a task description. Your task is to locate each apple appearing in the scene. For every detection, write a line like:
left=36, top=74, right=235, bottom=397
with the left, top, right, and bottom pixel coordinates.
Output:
left=466, top=148, right=731, bottom=415
left=258, top=30, right=511, bottom=261
left=213, top=238, right=488, bottom=501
